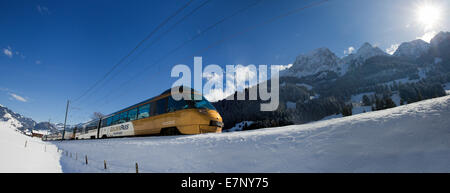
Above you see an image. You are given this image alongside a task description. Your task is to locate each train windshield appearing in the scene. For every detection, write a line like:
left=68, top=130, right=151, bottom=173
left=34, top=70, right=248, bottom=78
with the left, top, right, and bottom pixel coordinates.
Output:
left=191, top=94, right=216, bottom=110
left=169, top=94, right=216, bottom=111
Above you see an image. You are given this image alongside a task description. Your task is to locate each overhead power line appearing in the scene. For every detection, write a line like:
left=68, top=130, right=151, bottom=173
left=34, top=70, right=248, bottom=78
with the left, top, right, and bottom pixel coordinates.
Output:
left=90, top=0, right=264, bottom=110
left=76, top=0, right=212, bottom=105
left=72, top=0, right=195, bottom=103
left=93, top=0, right=330, bottom=112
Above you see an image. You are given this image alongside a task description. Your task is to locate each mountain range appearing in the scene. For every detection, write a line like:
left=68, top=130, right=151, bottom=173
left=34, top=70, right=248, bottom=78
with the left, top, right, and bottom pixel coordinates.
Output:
left=0, top=104, right=59, bottom=134
left=214, top=31, right=450, bottom=130
left=281, top=32, right=449, bottom=79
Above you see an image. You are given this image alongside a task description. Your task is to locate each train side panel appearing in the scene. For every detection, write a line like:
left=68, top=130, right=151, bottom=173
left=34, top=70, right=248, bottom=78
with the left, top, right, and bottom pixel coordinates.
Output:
left=98, top=122, right=135, bottom=138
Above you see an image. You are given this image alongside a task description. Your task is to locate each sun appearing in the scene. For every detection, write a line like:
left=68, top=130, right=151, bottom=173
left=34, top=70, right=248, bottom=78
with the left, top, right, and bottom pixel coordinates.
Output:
left=415, top=2, right=442, bottom=29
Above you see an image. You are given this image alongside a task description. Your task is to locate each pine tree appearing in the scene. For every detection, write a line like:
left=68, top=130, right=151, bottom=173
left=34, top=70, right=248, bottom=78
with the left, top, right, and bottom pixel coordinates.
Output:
left=342, top=105, right=353, bottom=117
left=384, top=97, right=397, bottom=109
left=362, top=95, right=371, bottom=106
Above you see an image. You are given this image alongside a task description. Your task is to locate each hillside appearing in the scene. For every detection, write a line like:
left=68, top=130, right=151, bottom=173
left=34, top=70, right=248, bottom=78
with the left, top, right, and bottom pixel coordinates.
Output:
left=0, top=113, right=61, bottom=172
left=54, top=95, right=450, bottom=173
left=214, top=31, right=450, bottom=130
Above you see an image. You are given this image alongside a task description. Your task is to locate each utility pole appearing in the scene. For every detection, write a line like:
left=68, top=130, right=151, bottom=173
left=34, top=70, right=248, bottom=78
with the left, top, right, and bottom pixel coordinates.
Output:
left=62, top=100, right=70, bottom=140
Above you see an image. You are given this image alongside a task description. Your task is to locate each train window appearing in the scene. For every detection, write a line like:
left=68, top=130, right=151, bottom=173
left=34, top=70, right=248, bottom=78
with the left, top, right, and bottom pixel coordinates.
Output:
left=138, top=104, right=150, bottom=119
left=128, top=108, right=138, bottom=121
left=87, top=121, right=98, bottom=131
left=156, top=98, right=168, bottom=115
left=112, top=114, right=120, bottom=125
left=107, top=117, right=113, bottom=126
left=119, top=111, right=128, bottom=123
left=101, top=118, right=107, bottom=128
left=168, top=96, right=189, bottom=112
left=150, top=102, right=156, bottom=116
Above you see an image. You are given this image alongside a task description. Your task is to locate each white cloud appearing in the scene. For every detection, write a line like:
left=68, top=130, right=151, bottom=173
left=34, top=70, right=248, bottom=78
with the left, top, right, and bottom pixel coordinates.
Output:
left=235, top=65, right=257, bottom=85
left=9, top=93, right=27, bottom=102
left=344, top=46, right=355, bottom=55
left=37, top=5, right=50, bottom=15
left=204, top=88, right=234, bottom=102
left=204, top=76, right=236, bottom=102
left=417, top=30, right=437, bottom=43
left=203, top=65, right=259, bottom=102
left=3, top=47, right=12, bottom=58
left=386, top=44, right=400, bottom=55
left=203, top=64, right=288, bottom=102
left=203, top=71, right=221, bottom=82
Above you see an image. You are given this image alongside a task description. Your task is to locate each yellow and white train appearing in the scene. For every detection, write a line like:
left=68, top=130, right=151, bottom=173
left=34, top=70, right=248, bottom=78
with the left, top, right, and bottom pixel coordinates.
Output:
left=43, top=88, right=223, bottom=140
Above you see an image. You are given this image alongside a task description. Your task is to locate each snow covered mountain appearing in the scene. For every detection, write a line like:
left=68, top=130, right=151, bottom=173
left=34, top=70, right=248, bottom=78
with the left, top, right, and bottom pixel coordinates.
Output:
left=348, top=42, right=388, bottom=62
left=0, top=104, right=58, bottom=134
left=0, top=104, right=36, bottom=131
left=430, top=31, right=450, bottom=47
left=281, top=42, right=389, bottom=78
left=219, top=32, right=449, bottom=131
left=281, top=47, right=341, bottom=78
left=394, top=39, right=430, bottom=58
left=340, top=42, right=388, bottom=71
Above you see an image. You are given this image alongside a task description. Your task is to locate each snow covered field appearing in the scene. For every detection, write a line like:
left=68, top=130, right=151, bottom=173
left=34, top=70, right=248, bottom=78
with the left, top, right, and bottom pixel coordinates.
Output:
left=0, top=118, right=61, bottom=173
left=54, top=95, right=450, bottom=173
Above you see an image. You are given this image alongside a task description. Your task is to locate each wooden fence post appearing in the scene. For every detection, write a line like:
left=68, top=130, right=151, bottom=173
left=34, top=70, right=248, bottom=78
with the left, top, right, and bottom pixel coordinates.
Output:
left=24, top=140, right=27, bottom=148
left=85, top=155, right=88, bottom=165
left=135, top=162, right=139, bottom=173
left=104, top=160, right=107, bottom=170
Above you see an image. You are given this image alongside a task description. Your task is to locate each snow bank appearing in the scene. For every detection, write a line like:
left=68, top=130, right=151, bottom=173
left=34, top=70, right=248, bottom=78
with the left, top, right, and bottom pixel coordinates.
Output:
left=55, top=96, right=450, bottom=173
left=0, top=120, right=61, bottom=172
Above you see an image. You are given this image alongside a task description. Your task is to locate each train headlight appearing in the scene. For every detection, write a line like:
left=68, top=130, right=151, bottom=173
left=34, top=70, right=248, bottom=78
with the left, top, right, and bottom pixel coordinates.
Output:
left=209, top=120, right=224, bottom=127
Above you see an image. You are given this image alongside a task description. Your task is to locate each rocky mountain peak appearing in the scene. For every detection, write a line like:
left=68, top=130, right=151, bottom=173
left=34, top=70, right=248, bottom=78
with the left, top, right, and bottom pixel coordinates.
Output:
left=393, top=39, right=430, bottom=58
left=0, top=105, right=58, bottom=134
left=340, top=42, right=388, bottom=71
left=355, top=42, right=387, bottom=58
left=430, top=31, right=450, bottom=47
left=281, top=47, right=341, bottom=78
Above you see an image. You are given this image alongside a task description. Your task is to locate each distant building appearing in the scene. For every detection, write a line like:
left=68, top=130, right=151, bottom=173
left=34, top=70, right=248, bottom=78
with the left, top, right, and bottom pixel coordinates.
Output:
left=31, top=132, right=44, bottom=138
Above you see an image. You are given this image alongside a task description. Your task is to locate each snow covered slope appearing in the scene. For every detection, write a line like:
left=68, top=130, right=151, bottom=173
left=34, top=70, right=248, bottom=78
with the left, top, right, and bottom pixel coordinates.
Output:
left=394, top=39, right=430, bottom=58
left=281, top=47, right=341, bottom=78
left=0, top=111, right=61, bottom=172
left=55, top=95, right=450, bottom=173
left=281, top=42, right=389, bottom=78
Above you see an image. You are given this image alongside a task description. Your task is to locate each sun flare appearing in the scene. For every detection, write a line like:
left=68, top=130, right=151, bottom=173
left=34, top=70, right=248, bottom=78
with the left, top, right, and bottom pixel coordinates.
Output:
left=416, top=2, right=442, bottom=29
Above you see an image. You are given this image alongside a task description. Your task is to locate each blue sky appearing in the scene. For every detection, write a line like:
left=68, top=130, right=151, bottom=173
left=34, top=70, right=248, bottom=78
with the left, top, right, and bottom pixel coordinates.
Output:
left=0, top=0, right=448, bottom=124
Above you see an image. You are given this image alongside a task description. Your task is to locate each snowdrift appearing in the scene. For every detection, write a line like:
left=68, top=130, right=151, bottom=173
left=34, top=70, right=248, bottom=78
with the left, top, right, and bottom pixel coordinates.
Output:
left=55, top=95, right=450, bottom=173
